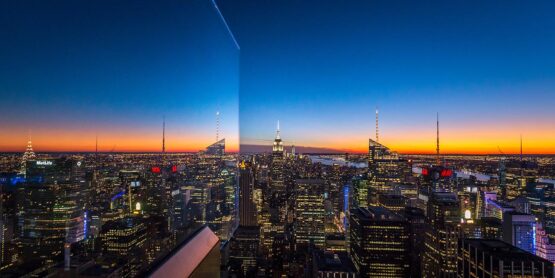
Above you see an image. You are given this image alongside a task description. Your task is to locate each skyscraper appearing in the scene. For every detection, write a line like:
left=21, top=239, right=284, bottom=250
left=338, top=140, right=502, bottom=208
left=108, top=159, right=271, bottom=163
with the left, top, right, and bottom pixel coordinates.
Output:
left=294, top=179, right=326, bottom=249
left=458, top=238, right=554, bottom=277
left=349, top=206, right=410, bottom=277
left=367, top=139, right=406, bottom=195
left=271, top=121, right=285, bottom=193
left=100, top=216, right=147, bottom=277
left=206, top=139, right=226, bottom=156
left=502, top=211, right=537, bottom=254
left=239, top=160, right=257, bottom=227
left=422, top=191, right=460, bottom=278
left=228, top=160, right=260, bottom=275
left=17, top=158, right=86, bottom=266
left=20, top=138, right=36, bottom=176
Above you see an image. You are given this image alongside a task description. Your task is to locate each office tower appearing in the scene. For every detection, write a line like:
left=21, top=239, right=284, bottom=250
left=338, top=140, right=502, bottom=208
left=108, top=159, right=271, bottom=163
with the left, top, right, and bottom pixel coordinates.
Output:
left=349, top=207, right=410, bottom=277
left=352, top=178, right=369, bottom=208
left=536, top=223, right=555, bottom=264
left=342, top=184, right=351, bottom=231
left=0, top=181, right=17, bottom=271
left=229, top=160, right=260, bottom=275
left=475, top=191, right=497, bottom=219
left=325, top=234, right=347, bottom=252
left=402, top=207, right=426, bottom=277
left=294, top=179, right=326, bottom=249
left=271, top=121, right=285, bottom=193
left=312, top=251, right=357, bottom=278
left=17, top=158, right=86, bottom=266
left=422, top=191, right=460, bottom=278
left=100, top=216, right=147, bottom=277
left=498, top=157, right=507, bottom=201
left=206, top=138, right=226, bottom=156
left=169, top=187, right=187, bottom=232
left=119, top=170, right=142, bottom=214
left=378, top=193, right=408, bottom=212
left=502, top=211, right=536, bottom=254
left=367, top=139, right=406, bottom=198
left=228, top=226, right=260, bottom=276
left=478, top=217, right=503, bottom=240
left=458, top=238, right=554, bottom=277
left=239, top=160, right=257, bottom=226
left=417, top=166, right=455, bottom=216
left=393, top=183, right=419, bottom=207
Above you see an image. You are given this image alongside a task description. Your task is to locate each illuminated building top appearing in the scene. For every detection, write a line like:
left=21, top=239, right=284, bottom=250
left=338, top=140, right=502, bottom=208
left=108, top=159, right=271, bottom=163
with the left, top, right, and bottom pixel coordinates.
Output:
left=273, top=120, right=283, bottom=153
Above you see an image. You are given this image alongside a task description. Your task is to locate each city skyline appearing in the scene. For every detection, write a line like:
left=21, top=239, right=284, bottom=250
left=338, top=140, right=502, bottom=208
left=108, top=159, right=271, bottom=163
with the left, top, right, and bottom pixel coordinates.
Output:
left=3, top=1, right=555, bottom=277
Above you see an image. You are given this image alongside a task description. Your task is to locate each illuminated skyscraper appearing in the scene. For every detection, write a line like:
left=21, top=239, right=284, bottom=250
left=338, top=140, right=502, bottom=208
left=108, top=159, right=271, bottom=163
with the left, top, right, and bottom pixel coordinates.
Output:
left=20, top=137, right=36, bottom=175
left=206, top=139, right=226, bottom=156
left=294, top=179, right=326, bottom=249
left=367, top=139, right=406, bottom=196
left=502, top=211, right=537, bottom=254
left=422, top=192, right=460, bottom=278
left=17, top=158, right=86, bottom=266
left=349, top=206, right=410, bottom=277
left=229, top=160, right=260, bottom=275
left=239, top=160, right=257, bottom=227
left=100, top=216, right=147, bottom=277
left=271, top=121, right=285, bottom=192
left=367, top=111, right=408, bottom=201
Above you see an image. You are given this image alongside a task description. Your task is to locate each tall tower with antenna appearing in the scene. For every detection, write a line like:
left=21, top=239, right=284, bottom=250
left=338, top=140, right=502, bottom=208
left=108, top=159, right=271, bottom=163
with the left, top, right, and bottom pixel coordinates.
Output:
left=375, top=107, right=379, bottom=143
left=520, top=134, right=524, bottom=186
left=95, top=135, right=98, bottom=169
left=520, top=134, right=523, bottom=162
left=162, top=116, right=166, bottom=166
left=436, top=113, right=440, bottom=166
left=216, top=111, right=220, bottom=142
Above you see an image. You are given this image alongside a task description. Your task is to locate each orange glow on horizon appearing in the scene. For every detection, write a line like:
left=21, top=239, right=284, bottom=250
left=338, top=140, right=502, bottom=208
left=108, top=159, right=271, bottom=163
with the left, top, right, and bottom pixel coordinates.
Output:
left=2, top=121, right=554, bottom=155
left=0, top=130, right=239, bottom=153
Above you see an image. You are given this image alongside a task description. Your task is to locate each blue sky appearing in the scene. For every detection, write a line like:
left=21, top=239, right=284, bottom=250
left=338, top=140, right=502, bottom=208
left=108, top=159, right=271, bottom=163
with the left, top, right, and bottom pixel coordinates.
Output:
left=220, top=0, right=555, bottom=153
left=0, top=0, right=239, bottom=151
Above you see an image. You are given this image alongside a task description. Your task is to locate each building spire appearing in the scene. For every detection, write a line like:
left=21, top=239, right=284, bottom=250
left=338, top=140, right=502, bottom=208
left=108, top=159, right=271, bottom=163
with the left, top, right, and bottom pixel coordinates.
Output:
left=276, top=120, right=281, bottom=140
left=273, top=120, right=283, bottom=153
left=216, top=111, right=220, bottom=142
left=95, top=134, right=98, bottom=169
left=436, top=112, right=440, bottom=165
left=520, top=134, right=523, bottom=162
left=375, top=107, right=379, bottom=143
left=21, top=132, right=37, bottom=175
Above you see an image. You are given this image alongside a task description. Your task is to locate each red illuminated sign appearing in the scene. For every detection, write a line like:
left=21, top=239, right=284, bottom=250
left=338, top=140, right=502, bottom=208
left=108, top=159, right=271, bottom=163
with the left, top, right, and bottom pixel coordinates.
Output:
left=440, top=169, right=453, bottom=177
left=151, top=167, right=161, bottom=173
left=171, top=165, right=177, bottom=173
left=421, top=168, right=428, bottom=175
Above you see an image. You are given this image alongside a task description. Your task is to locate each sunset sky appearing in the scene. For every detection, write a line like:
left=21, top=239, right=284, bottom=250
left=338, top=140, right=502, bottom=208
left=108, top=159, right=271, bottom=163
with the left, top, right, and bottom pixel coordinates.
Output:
left=221, top=0, right=555, bottom=154
left=0, top=0, right=239, bottom=152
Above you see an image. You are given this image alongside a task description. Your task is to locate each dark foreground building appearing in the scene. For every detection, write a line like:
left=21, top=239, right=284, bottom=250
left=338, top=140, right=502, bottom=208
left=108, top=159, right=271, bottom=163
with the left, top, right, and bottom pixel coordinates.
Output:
left=458, top=238, right=554, bottom=278
left=349, top=206, right=410, bottom=277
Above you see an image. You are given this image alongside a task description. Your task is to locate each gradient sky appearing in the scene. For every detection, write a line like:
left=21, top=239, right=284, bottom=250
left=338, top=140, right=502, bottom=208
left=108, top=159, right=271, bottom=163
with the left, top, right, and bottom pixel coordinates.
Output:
left=0, top=0, right=239, bottom=152
left=220, top=0, right=555, bottom=154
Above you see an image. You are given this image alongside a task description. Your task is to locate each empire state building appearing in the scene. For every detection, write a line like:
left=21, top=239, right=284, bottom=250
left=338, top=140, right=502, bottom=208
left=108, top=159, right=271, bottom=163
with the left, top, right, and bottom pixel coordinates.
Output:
left=271, top=121, right=284, bottom=192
